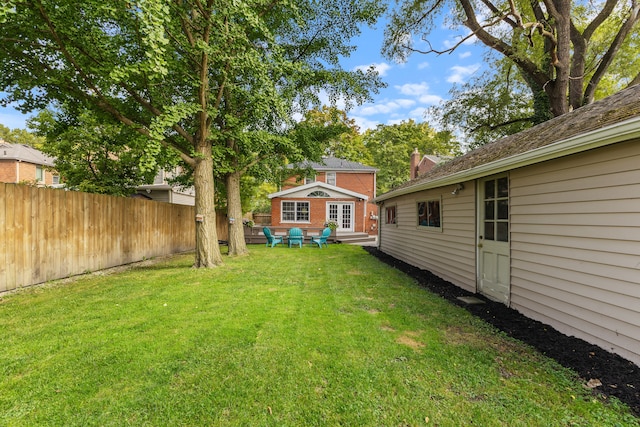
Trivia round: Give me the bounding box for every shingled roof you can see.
[0,140,55,167]
[289,156,377,172]
[377,84,640,201]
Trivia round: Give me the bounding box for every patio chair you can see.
[263,227,283,248]
[310,227,331,248]
[287,227,304,248]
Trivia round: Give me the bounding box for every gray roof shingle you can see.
[289,156,377,172]
[0,141,56,167]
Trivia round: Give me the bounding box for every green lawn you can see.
[0,245,637,426]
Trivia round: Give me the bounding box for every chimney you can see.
[410,148,420,180]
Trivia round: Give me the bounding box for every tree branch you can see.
[35,0,196,164]
[480,0,517,28]
[583,0,619,41]
[584,0,640,103]
[627,70,640,88]
[458,0,549,87]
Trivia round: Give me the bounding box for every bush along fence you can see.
[0,183,196,293]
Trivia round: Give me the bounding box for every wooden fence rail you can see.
[1,183,197,293]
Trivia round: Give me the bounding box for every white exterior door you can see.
[327,202,354,232]
[477,175,511,305]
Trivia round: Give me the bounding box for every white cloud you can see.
[394,82,431,96]
[418,94,443,105]
[447,63,481,83]
[395,99,417,108]
[356,98,416,116]
[417,61,430,70]
[353,62,392,77]
[408,107,427,118]
[393,82,442,105]
[459,51,472,59]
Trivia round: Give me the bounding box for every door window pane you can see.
[483,176,509,242]
[484,222,495,240]
[497,200,509,220]
[341,205,351,229]
[484,180,495,199]
[484,201,495,220]
[497,177,508,197]
[497,222,509,242]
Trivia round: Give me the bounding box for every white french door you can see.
[327,202,354,232]
[477,175,511,305]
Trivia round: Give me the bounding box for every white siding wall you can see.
[171,190,196,206]
[510,139,640,365]
[379,181,476,292]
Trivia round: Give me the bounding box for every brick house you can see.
[410,148,446,179]
[268,157,378,234]
[0,140,60,186]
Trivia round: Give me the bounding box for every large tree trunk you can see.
[547,1,571,117]
[226,170,249,256]
[193,144,223,267]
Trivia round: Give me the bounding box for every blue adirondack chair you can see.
[263,227,283,248]
[287,227,304,248]
[310,227,331,248]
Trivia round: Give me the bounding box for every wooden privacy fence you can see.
[0,183,197,293]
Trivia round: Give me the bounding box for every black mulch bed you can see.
[363,247,640,416]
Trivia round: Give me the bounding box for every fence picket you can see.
[0,185,198,292]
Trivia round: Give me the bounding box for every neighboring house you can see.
[375,85,640,366]
[0,139,194,205]
[269,157,378,234]
[410,149,445,179]
[0,140,60,186]
[135,167,195,206]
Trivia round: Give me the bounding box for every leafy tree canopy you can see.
[385,0,640,145]
[29,108,178,196]
[363,119,460,193]
[0,123,45,148]
[1,0,386,266]
[300,106,372,165]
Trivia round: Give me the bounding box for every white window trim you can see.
[416,197,442,232]
[385,205,397,225]
[326,172,336,186]
[281,200,311,223]
[35,166,44,183]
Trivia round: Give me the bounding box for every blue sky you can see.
[341,17,485,131]
[0,16,486,133]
